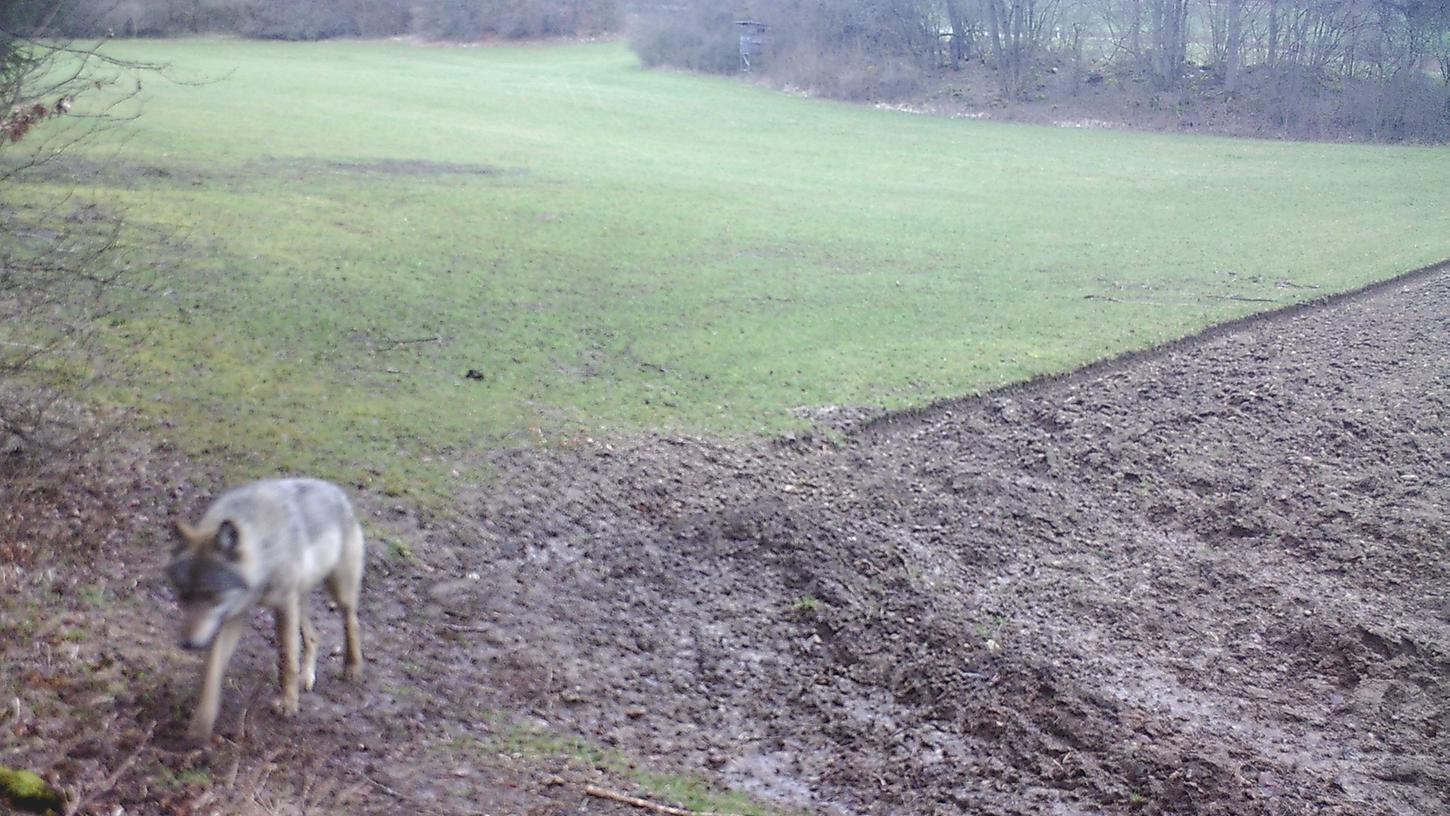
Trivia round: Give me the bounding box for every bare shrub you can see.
[1234,61,1450,142]
[1336,72,1450,142]
[628,3,739,73]
[771,43,929,100]
[411,0,619,41]
[770,0,936,98]
[0,203,127,450]
[235,0,369,39]
[1,8,161,459]
[33,0,618,41]
[628,0,936,98]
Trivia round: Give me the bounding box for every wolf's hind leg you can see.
[327,578,364,682]
[327,522,365,682]
[340,599,363,682]
[299,602,319,692]
[273,593,301,716]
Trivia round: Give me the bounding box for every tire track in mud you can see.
[418,266,1450,815]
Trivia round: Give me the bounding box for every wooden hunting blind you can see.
[736,20,767,71]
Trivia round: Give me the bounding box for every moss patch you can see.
[0,766,65,814]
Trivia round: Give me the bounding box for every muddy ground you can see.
[3,265,1448,815]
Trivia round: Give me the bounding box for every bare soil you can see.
[4,264,1449,815]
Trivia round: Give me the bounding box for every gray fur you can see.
[166,477,367,742]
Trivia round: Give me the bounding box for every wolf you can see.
[165,478,365,742]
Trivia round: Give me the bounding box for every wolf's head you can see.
[166,519,252,651]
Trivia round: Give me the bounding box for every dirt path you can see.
[5,267,1448,815]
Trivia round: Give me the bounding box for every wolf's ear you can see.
[216,520,240,559]
[175,520,207,547]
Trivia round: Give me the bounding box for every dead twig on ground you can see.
[1208,294,1277,303]
[362,771,407,801]
[583,784,733,816]
[187,746,282,814]
[441,622,494,634]
[223,749,242,792]
[375,335,441,351]
[234,674,271,745]
[64,721,156,816]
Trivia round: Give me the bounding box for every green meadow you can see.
[12,39,1450,497]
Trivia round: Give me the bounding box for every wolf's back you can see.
[199,478,362,587]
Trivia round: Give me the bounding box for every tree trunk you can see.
[945,0,968,69]
[986,0,1007,93]
[1225,0,1243,90]
[1131,0,1143,71]
[1149,0,1183,87]
[1150,0,1165,79]
[1267,0,1280,68]
[1176,0,1189,73]
[1008,0,1026,96]
[1070,23,1085,94]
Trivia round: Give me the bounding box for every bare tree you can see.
[1,4,159,451]
[983,0,1061,96]
[1224,0,1244,89]
[943,0,973,68]
[1145,0,1190,86]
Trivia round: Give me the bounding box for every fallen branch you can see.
[375,335,441,351]
[441,623,493,634]
[235,676,270,745]
[65,721,156,816]
[362,772,407,801]
[584,784,730,816]
[1208,294,1277,303]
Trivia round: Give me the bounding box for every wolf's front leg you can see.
[273,593,301,716]
[190,618,245,742]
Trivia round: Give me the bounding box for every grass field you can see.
[11,39,1450,499]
